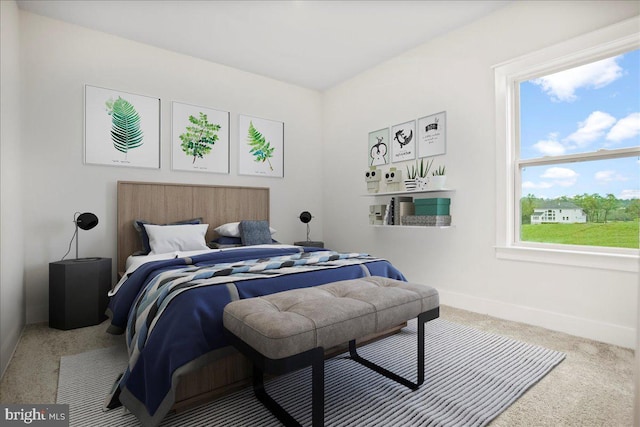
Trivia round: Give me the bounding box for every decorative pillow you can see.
[214,221,276,237]
[133,217,202,254]
[208,242,242,249]
[239,220,273,246]
[143,223,209,254]
[208,236,279,249]
[211,236,243,245]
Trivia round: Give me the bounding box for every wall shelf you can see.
[369,225,454,229]
[362,188,455,197]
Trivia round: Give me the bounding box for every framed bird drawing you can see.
[391,120,416,162]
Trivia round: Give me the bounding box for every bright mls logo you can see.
[1,405,68,426]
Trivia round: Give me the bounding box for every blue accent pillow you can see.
[133,217,203,254]
[208,236,280,248]
[213,236,243,245]
[239,220,273,246]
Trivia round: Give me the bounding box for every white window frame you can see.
[494,17,640,273]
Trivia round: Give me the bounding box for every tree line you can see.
[521,194,640,224]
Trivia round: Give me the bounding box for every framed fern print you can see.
[238,114,284,178]
[171,102,229,174]
[84,85,160,168]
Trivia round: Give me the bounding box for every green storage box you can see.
[414,198,450,216]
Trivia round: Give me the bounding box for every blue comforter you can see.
[106,245,405,426]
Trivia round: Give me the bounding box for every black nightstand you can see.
[49,257,112,330]
[294,241,324,248]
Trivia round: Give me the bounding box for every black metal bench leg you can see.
[349,308,438,390]
[252,347,325,427]
[253,364,301,427]
[312,349,325,426]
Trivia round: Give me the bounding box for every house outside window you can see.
[494,17,639,272]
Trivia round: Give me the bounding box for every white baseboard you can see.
[439,290,636,349]
[0,324,24,381]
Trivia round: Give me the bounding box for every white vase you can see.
[416,177,430,190]
[404,179,417,191]
[430,175,447,190]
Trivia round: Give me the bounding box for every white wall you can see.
[19,12,324,323]
[12,0,640,346]
[1,0,26,377]
[322,1,640,348]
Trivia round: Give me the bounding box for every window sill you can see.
[495,245,639,273]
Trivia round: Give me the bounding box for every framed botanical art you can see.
[390,120,416,162]
[84,85,160,168]
[417,111,446,158]
[368,128,389,166]
[171,102,229,174]
[238,115,284,178]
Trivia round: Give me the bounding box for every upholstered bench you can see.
[223,276,439,427]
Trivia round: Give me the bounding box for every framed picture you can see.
[390,120,416,162]
[238,115,284,178]
[417,111,446,158]
[368,128,389,166]
[171,102,229,174]
[84,85,160,168]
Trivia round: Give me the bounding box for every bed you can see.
[107,181,407,427]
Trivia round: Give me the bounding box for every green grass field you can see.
[521,220,639,249]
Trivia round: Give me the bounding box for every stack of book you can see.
[386,196,414,225]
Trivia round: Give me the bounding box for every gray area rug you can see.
[57,319,565,426]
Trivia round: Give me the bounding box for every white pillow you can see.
[144,224,209,254]
[214,222,276,237]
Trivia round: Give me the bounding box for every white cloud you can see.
[532,139,566,156]
[522,181,553,189]
[523,167,579,192]
[594,170,614,181]
[541,167,577,179]
[541,167,579,187]
[531,56,623,102]
[618,189,640,200]
[564,111,616,147]
[606,112,640,143]
[595,170,628,183]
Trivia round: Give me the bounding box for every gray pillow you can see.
[239,220,272,246]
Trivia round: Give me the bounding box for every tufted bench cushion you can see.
[223,276,439,360]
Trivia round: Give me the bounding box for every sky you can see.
[519,48,639,200]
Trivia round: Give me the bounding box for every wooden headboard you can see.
[117,181,270,273]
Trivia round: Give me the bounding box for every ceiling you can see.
[16,0,511,91]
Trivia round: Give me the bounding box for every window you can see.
[494,17,639,272]
[518,49,639,249]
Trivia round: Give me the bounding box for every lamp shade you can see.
[299,211,312,224]
[299,211,313,242]
[76,212,98,230]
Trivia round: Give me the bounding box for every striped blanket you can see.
[125,251,373,378]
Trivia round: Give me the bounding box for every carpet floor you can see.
[1,306,635,426]
[56,318,565,426]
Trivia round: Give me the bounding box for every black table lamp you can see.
[299,211,313,241]
[62,212,98,260]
